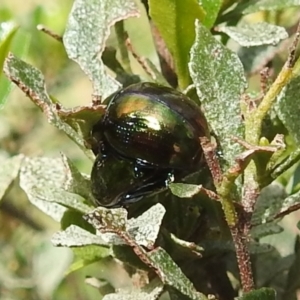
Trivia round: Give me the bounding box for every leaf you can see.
[30,187,91,214]
[218,22,288,47]
[0,154,23,201]
[57,103,106,147]
[61,154,92,201]
[0,24,30,108]
[276,74,300,144]
[238,45,278,74]
[19,157,69,222]
[32,242,73,299]
[52,224,123,247]
[251,223,283,239]
[3,54,93,158]
[282,236,300,299]
[68,245,111,274]
[103,278,164,300]
[236,287,276,300]
[19,154,93,221]
[189,20,247,167]
[0,21,18,77]
[149,0,205,89]
[254,249,293,289]
[83,206,206,299]
[148,248,207,300]
[252,183,287,225]
[243,0,300,14]
[84,204,166,249]
[127,203,165,248]
[201,0,223,29]
[169,183,202,198]
[63,0,140,98]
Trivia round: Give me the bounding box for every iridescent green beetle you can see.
[91,82,209,207]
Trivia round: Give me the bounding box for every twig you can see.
[287,20,300,67]
[259,67,270,96]
[36,24,63,42]
[199,137,222,184]
[125,36,156,80]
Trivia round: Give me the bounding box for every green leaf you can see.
[149,0,205,89]
[0,23,30,108]
[218,22,288,47]
[0,21,18,77]
[201,0,222,28]
[64,0,140,98]
[244,0,300,13]
[189,20,247,167]
[68,245,111,274]
[236,287,276,299]
[276,74,300,144]
[0,154,23,201]
[3,54,93,158]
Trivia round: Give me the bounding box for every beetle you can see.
[91,82,209,207]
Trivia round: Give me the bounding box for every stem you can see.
[230,223,254,293]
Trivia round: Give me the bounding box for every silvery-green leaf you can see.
[218,22,288,47]
[3,54,92,157]
[30,187,91,214]
[244,0,300,14]
[84,204,165,248]
[169,183,202,198]
[252,183,287,225]
[64,0,139,98]
[148,247,207,300]
[276,75,300,144]
[238,45,278,74]
[127,203,165,249]
[189,20,247,167]
[61,153,92,201]
[19,157,68,222]
[0,154,23,201]
[103,279,164,300]
[52,224,118,247]
[251,223,283,239]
